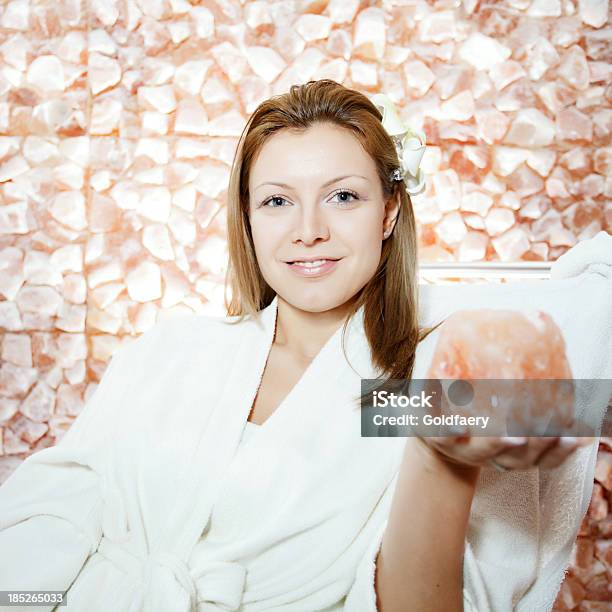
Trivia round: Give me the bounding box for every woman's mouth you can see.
[285,258,341,278]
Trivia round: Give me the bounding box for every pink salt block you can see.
[426,309,575,435]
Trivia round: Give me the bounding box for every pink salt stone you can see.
[426,309,575,434]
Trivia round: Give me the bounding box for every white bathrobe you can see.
[0,294,602,612]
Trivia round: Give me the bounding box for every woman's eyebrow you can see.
[254,174,369,192]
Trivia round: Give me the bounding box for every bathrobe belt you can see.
[97,535,247,611]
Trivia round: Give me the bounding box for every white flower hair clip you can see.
[371,93,427,197]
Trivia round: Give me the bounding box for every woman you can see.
[0,79,594,611]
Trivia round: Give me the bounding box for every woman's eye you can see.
[262,196,287,208]
[330,190,358,205]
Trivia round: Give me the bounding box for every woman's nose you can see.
[291,206,330,244]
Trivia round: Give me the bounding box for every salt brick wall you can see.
[0,0,610,607]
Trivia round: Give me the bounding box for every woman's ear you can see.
[382,192,401,239]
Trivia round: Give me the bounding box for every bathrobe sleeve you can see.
[343,441,597,612]
[0,326,158,610]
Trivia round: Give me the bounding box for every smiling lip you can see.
[285,258,341,278]
[285,256,340,263]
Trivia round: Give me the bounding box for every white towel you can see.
[550,230,612,280]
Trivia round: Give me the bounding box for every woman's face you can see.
[248,122,399,313]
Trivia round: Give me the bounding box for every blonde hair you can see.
[224,79,444,406]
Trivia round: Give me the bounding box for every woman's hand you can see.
[414,432,594,472]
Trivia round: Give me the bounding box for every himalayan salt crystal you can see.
[525,150,556,177]
[195,235,227,276]
[50,244,83,273]
[11,414,48,443]
[589,60,612,83]
[528,0,562,16]
[595,540,612,571]
[56,302,86,333]
[53,163,84,190]
[294,14,332,42]
[1,0,29,30]
[201,75,234,106]
[536,82,578,117]
[2,34,32,73]
[91,283,124,311]
[161,268,190,307]
[457,231,488,262]
[434,211,468,247]
[16,286,62,316]
[428,65,469,101]
[88,260,123,289]
[493,146,529,176]
[492,226,530,260]
[577,85,605,109]
[138,187,171,222]
[0,155,29,182]
[594,450,612,491]
[3,428,29,454]
[55,384,84,417]
[349,60,377,87]
[54,333,87,369]
[165,162,198,188]
[426,309,574,433]
[65,360,86,385]
[0,398,19,422]
[143,224,174,260]
[588,482,608,521]
[245,47,286,83]
[23,251,63,285]
[474,108,510,145]
[520,195,549,219]
[142,111,168,135]
[579,174,605,198]
[91,0,118,26]
[133,302,159,334]
[88,53,121,95]
[439,90,474,121]
[526,38,560,81]
[327,0,359,24]
[432,170,462,212]
[558,45,590,91]
[578,0,609,28]
[88,28,116,56]
[193,162,230,198]
[353,7,386,61]
[0,247,24,300]
[507,165,544,198]
[528,242,549,260]
[2,333,32,367]
[172,185,196,212]
[403,60,436,97]
[504,109,555,147]
[593,147,611,175]
[87,305,122,334]
[326,30,352,61]
[90,170,111,192]
[168,20,191,44]
[26,56,65,93]
[556,574,586,609]
[0,202,29,236]
[0,361,37,396]
[21,381,55,422]
[0,302,23,331]
[207,109,245,137]
[412,196,442,225]
[59,137,89,166]
[244,1,273,30]
[463,214,485,230]
[89,193,121,233]
[316,58,348,85]
[174,98,208,136]
[135,138,169,165]
[50,191,87,231]
[549,224,577,247]
[173,60,211,96]
[461,191,493,216]
[134,167,165,185]
[61,273,86,305]
[546,169,572,198]
[191,6,214,39]
[489,61,527,92]
[168,208,196,245]
[137,85,176,113]
[500,191,521,211]
[90,99,122,134]
[459,32,511,71]
[419,10,458,44]
[275,25,307,62]
[556,107,593,141]
[585,573,612,601]
[495,78,538,113]
[126,260,162,302]
[438,120,477,143]
[485,207,515,236]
